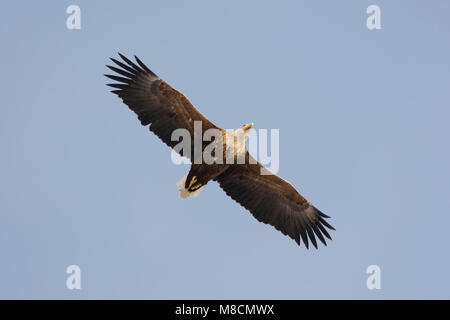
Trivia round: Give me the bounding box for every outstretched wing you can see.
[105,53,220,160]
[215,153,335,248]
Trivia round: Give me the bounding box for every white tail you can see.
[176,173,205,199]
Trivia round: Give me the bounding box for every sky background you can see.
[1,0,449,299]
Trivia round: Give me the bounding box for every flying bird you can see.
[105,53,335,249]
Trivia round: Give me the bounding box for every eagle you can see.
[105,53,335,249]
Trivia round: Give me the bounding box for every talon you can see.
[188,176,197,188]
[190,184,202,191]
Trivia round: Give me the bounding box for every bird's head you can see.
[236,122,254,141]
[241,122,254,131]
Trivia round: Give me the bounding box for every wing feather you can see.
[215,153,334,248]
[106,53,220,160]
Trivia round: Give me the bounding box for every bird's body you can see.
[106,53,335,248]
[176,125,252,199]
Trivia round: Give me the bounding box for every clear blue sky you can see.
[1,0,449,299]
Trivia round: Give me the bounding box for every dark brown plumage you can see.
[106,53,218,161]
[105,53,335,249]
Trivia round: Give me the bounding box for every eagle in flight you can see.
[105,53,335,249]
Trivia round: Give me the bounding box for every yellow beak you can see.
[243,123,254,130]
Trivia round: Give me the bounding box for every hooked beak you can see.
[243,123,254,130]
